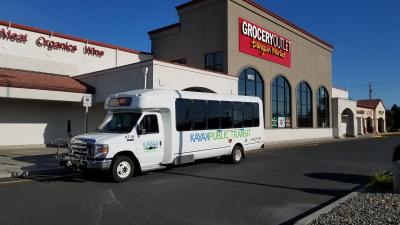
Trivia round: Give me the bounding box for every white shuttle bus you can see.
[60,89,264,182]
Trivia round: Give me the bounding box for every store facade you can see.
[356,99,386,134]
[0,20,151,147]
[331,88,386,137]
[1,0,339,147]
[149,0,333,142]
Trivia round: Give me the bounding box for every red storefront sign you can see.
[84,46,104,57]
[239,17,291,67]
[36,37,77,53]
[0,28,27,43]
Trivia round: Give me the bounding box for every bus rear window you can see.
[108,97,132,107]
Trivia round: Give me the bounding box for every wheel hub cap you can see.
[117,161,131,179]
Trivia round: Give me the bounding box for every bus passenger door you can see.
[136,113,164,166]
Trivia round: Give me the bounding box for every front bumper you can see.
[58,153,111,170]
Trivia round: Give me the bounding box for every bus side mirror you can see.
[136,126,142,136]
[136,124,146,136]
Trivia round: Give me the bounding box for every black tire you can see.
[111,156,134,182]
[230,145,243,164]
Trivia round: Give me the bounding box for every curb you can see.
[294,186,364,225]
[262,135,376,151]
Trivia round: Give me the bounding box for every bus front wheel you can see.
[111,156,134,182]
[230,145,243,164]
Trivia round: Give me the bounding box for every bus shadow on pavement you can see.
[304,172,370,185]
[160,171,369,197]
[16,157,232,183]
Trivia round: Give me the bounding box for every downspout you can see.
[115,48,118,67]
[144,67,149,90]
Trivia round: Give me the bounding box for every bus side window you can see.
[221,101,233,129]
[176,99,193,131]
[253,103,260,127]
[233,102,244,128]
[207,100,221,129]
[192,100,207,130]
[138,115,159,135]
[243,102,254,127]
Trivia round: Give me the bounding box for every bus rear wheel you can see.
[230,145,243,164]
[111,156,134,182]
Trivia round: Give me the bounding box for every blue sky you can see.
[1,0,399,108]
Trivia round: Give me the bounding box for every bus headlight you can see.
[94,144,109,158]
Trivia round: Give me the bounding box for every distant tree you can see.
[391,104,400,130]
[386,109,394,131]
[391,104,399,112]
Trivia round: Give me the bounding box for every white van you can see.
[60,89,264,182]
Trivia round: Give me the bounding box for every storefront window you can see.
[238,68,263,101]
[317,86,330,127]
[271,75,291,128]
[296,81,313,127]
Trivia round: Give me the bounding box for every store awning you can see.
[0,67,94,102]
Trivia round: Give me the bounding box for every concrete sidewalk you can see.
[262,134,382,150]
[0,147,68,178]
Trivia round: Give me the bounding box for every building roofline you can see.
[175,0,334,49]
[148,23,181,36]
[0,20,151,55]
[76,58,237,80]
[153,57,236,78]
[0,67,95,94]
[333,87,348,91]
[356,99,385,109]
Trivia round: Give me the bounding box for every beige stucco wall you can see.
[150,0,228,71]
[374,102,386,132]
[332,88,349,99]
[332,98,357,137]
[0,98,84,146]
[76,60,153,103]
[152,60,237,95]
[356,102,386,133]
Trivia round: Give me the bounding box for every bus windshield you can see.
[96,112,142,133]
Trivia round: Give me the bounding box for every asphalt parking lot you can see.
[0,135,397,225]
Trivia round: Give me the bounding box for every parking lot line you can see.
[0,174,78,185]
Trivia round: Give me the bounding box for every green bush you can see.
[393,145,400,161]
[366,170,393,192]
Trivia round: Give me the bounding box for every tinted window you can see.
[296,81,313,127]
[138,115,159,134]
[317,87,330,127]
[233,102,243,128]
[271,75,291,128]
[207,100,221,129]
[205,51,223,72]
[176,99,192,131]
[192,100,207,130]
[238,68,264,102]
[253,103,260,127]
[221,101,233,129]
[243,102,254,127]
[97,112,141,133]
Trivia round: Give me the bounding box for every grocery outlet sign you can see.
[239,17,291,67]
